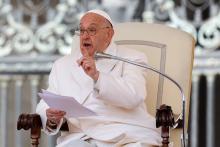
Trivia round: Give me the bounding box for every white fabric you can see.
[57,139,96,147]
[56,138,157,147]
[84,9,114,26]
[36,42,161,147]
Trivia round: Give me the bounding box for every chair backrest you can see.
[113,22,195,146]
[71,22,195,146]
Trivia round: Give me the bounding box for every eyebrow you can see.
[79,23,98,27]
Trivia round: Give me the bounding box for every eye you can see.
[79,28,85,34]
[88,28,96,34]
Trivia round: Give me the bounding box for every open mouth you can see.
[83,42,92,48]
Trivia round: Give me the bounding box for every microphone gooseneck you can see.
[94,52,186,147]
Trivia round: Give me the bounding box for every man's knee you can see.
[57,139,96,147]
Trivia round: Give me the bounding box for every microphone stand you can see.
[95,52,186,147]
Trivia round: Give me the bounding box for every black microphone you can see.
[94,52,186,147]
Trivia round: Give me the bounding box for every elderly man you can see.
[36,9,161,147]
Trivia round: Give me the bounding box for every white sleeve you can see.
[36,62,63,135]
[94,55,147,109]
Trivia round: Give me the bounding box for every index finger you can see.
[81,47,89,57]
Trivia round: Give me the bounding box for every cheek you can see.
[91,38,98,48]
[90,34,107,51]
[97,35,107,45]
[80,39,83,47]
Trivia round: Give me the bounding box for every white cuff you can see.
[45,118,64,135]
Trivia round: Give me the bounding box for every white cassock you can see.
[36,41,161,147]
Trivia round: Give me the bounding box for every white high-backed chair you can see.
[17,22,195,147]
[113,22,195,147]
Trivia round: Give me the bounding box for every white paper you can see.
[38,90,96,118]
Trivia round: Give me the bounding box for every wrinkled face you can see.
[79,13,114,57]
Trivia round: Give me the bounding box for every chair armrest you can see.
[17,113,42,147]
[17,113,68,147]
[156,104,175,147]
[17,113,42,130]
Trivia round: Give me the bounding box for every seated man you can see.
[36,9,161,147]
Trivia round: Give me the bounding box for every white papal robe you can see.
[36,42,161,147]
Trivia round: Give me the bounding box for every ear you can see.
[107,28,114,40]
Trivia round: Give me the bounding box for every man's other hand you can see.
[46,108,66,127]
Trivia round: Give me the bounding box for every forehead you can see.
[80,13,106,27]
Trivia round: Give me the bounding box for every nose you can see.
[81,30,90,39]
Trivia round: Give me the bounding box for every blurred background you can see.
[0,0,220,147]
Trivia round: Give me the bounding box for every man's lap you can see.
[57,138,159,147]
